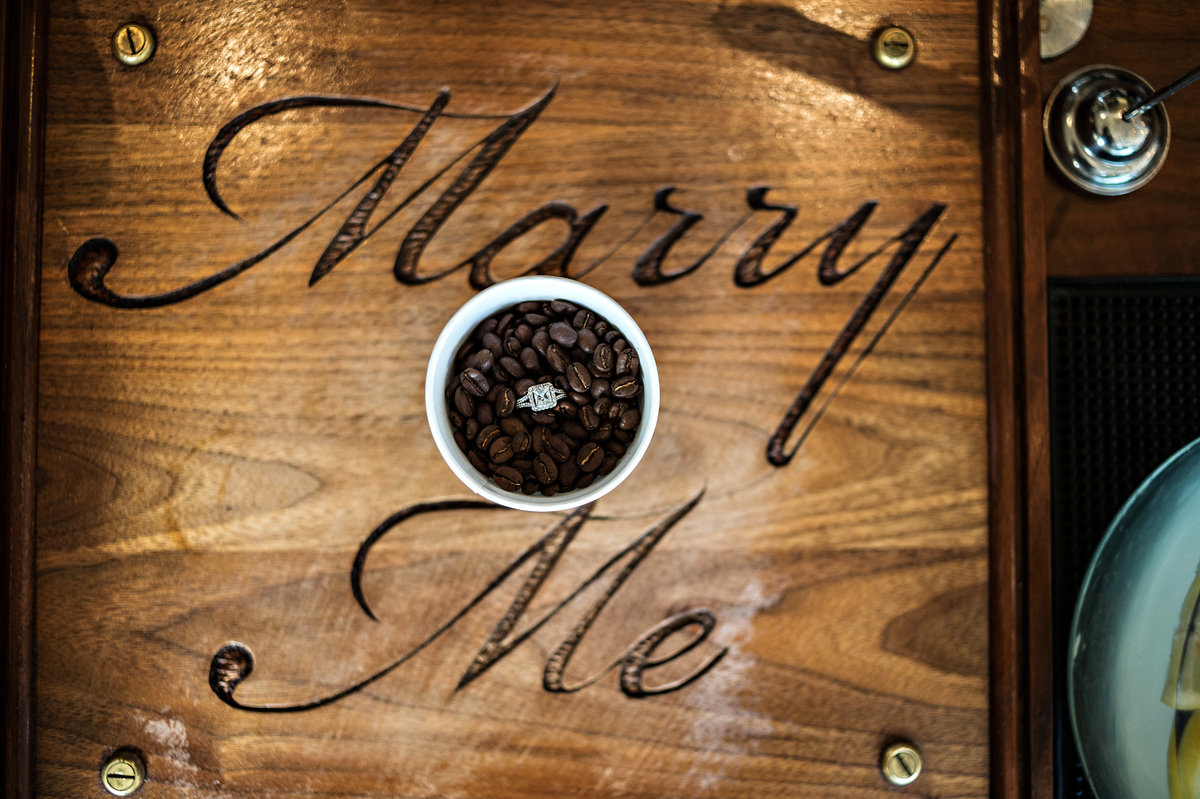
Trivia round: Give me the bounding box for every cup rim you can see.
[425,276,659,512]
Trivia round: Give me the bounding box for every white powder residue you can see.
[682,578,780,795]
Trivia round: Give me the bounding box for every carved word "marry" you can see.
[209,494,725,711]
[67,86,956,464]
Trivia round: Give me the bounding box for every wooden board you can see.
[32,1,990,796]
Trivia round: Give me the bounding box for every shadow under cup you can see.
[425,276,659,512]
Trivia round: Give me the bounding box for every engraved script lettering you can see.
[210,492,723,711]
[67,86,956,465]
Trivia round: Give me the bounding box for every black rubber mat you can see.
[1048,278,1200,799]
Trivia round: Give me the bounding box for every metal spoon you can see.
[1124,63,1200,120]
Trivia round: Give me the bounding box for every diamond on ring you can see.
[516,382,566,412]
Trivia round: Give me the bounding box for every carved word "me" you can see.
[209,494,725,711]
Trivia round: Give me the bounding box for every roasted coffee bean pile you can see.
[446,299,644,497]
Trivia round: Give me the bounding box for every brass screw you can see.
[101,751,145,796]
[880,742,923,787]
[872,26,916,70]
[111,22,155,66]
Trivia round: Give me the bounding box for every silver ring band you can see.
[515,382,566,412]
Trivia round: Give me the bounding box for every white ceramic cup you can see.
[425,276,659,512]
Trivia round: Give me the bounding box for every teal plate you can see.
[1070,437,1200,799]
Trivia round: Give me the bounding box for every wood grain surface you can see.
[36,1,990,797]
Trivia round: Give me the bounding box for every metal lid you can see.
[1043,65,1170,196]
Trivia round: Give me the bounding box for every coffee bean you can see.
[496,386,516,417]
[477,317,499,335]
[573,309,595,329]
[532,410,557,424]
[553,375,569,392]
[613,338,628,353]
[604,329,621,343]
[495,312,515,333]
[534,452,558,484]
[614,428,635,444]
[481,332,502,356]
[590,378,610,399]
[591,423,613,442]
[460,368,490,397]
[611,376,640,398]
[520,347,540,371]
[489,435,514,463]
[549,300,577,316]
[576,328,599,354]
[525,312,551,327]
[607,401,627,420]
[453,431,469,453]
[521,478,538,495]
[512,430,532,455]
[616,348,637,376]
[476,403,495,426]
[476,424,501,451]
[516,301,541,313]
[491,358,512,382]
[500,416,527,436]
[558,460,580,488]
[576,472,595,489]
[455,339,477,369]
[546,343,569,373]
[542,484,559,497]
[449,410,464,428]
[515,323,533,344]
[557,400,579,418]
[453,387,475,417]
[532,426,551,453]
[515,378,535,396]
[467,349,494,373]
[505,337,522,357]
[465,418,480,441]
[580,404,600,430]
[560,419,588,440]
[569,390,590,406]
[577,442,604,472]
[605,441,627,456]
[546,434,571,463]
[566,361,592,392]
[493,466,522,492]
[594,396,611,416]
[512,457,534,471]
[531,329,551,356]
[549,321,578,348]
[468,450,487,473]
[592,343,614,375]
[619,408,640,430]
[499,355,525,379]
[599,454,619,475]
[595,320,610,336]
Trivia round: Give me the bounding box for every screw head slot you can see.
[112,22,155,66]
[101,751,145,796]
[872,26,916,70]
[880,741,923,787]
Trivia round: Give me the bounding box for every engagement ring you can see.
[515,382,566,412]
